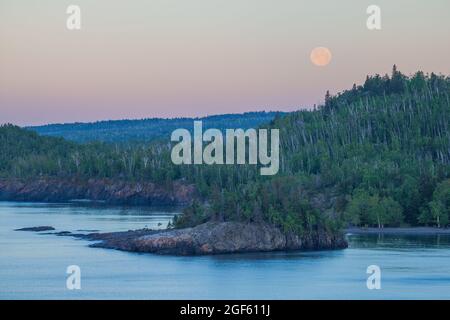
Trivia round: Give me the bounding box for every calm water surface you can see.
[1,201,449,299]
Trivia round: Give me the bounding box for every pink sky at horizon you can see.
[1,0,449,126]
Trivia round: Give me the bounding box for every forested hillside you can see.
[28,112,282,143]
[1,67,449,231]
[177,68,450,231]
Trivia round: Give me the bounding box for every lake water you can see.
[1,201,449,300]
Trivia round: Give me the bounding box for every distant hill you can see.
[27,112,284,143]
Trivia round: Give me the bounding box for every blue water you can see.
[1,201,450,300]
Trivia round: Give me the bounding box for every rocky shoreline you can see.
[17,223,450,256]
[3,178,348,255]
[17,222,348,256]
[0,178,196,206]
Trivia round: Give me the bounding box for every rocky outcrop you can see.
[15,226,55,232]
[87,222,348,255]
[0,178,196,206]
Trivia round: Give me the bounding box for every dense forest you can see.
[176,67,450,231]
[28,112,282,143]
[1,67,449,231]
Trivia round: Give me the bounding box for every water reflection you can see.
[348,234,450,250]
[1,202,450,299]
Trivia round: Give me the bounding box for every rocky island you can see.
[17,222,348,255]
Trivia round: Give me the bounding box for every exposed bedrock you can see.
[88,222,348,255]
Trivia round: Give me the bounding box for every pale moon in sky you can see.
[310,47,332,66]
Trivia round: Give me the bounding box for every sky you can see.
[1,0,449,126]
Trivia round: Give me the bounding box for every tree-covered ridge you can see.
[178,67,450,230]
[0,125,78,177]
[1,67,449,231]
[28,112,283,143]
[275,74,449,227]
[0,125,174,182]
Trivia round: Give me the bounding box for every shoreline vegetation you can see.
[1,67,450,254]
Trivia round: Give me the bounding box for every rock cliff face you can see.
[88,222,348,255]
[0,178,196,206]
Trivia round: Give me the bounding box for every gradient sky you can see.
[1,0,449,126]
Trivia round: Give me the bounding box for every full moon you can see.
[310,47,332,67]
